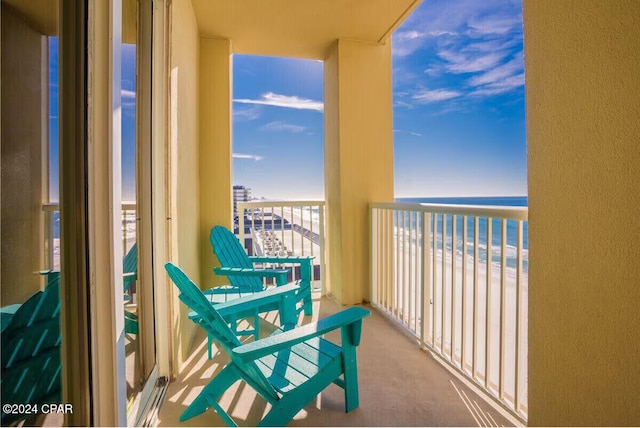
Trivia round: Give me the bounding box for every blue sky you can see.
[50,0,527,201]
[232,0,527,199]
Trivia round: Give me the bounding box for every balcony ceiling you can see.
[192,0,423,59]
[2,0,58,36]
[3,0,136,43]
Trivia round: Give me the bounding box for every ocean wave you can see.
[391,227,529,272]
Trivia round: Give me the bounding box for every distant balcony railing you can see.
[237,200,326,294]
[42,202,137,271]
[370,202,528,421]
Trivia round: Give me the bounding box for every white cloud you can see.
[439,50,508,74]
[260,121,306,133]
[233,92,323,112]
[394,100,414,109]
[412,89,462,103]
[121,89,136,99]
[467,15,521,36]
[394,129,423,137]
[470,72,525,96]
[392,30,427,57]
[233,153,263,161]
[394,0,525,99]
[424,65,444,76]
[233,105,261,122]
[468,52,523,86]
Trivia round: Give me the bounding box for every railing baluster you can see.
[404,211,409,327]
[422,212,432,347]
[441,213,446,355]
[319,204,326,294]
[432,213,437,348]
[515,219,524,414]
[462,215,468,372]
[415,211,420,334]
[299,206,304,259]
[407,211,416,331]
[387,209,393,313]
[239,204,246,251]
[451,214,457,362]
[43,207,53,270]
[500,219,507,400]
[378,209,383,307]
[309,205,315,282]
[371,209,377,305]
[122,208,128,258]
[473,216,480,382]
[252,206,256,254]
[395,210,400,320]
[399,211,404,324]
[290,206,294,260]
[485,217,493,391]
[280,206,285,254]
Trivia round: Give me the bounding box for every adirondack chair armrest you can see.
[213,267,291,286]
[249,256,315,264]
[249,256,315,284]
[189,282,300,327]
[213,282,299,317]
[232,306,370,362]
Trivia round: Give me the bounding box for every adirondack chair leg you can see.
[258,360,342,427]
[302,290,313,316]
[180,364,240,422]
[208,334,213,360]
[299,260,313,316]
[253,311,260,340]
[341,344,360,413]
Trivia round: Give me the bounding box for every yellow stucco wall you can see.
[524,1,640,425]
[1,5,47,305]
[324,39,394,305]
[198,37,233,288]
[169,0,200,366]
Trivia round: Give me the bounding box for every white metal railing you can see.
[43,202,137,270]
[370,202,528,421]
[237,200,326,294]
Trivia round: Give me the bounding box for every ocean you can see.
[394,196,529,271]
[54,196,528,269]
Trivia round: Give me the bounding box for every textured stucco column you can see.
[524,1,640,425]
[199,37,233,287]
[1,6,47,305]
[324,39,394,305]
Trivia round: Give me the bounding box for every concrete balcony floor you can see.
[156,295,515,427]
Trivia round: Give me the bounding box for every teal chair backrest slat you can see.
[123,243,138,292]
[1,278,62,424]
[210,226,264,292]
[164,263,279,401]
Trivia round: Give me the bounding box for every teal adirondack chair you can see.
[210,225,314,317]
[1,274,62,425]
[123,242,138,294]
[165,262,370,427]
[123,243,139,335]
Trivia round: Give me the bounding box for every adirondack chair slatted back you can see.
[210,226,264,292]
[123,243,138,292]
[1,278,62,423]
[164,263,279,400]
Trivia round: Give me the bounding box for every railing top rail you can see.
[237,200,325,208]
[370,202,528,221]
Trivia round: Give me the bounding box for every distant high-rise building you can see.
[233,185,251,218]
